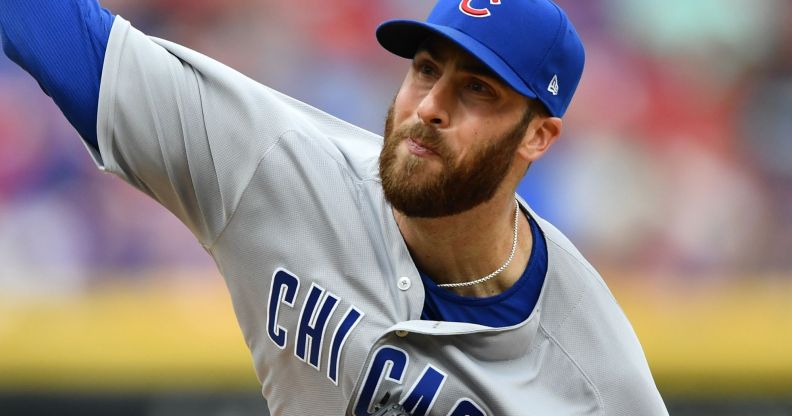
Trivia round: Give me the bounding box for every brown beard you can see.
[379,101,534,218]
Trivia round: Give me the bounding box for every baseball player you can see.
[1,0,668,414]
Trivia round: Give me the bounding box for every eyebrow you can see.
[416,41,503,83]
[459,61,499,80]
[416,41,446,62]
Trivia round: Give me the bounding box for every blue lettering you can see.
[266,268,300,349]
[354,346,409,416]
[447,398,486,416]
[401,365,447,416]
[327,306,365,385]
[295,283,339,369]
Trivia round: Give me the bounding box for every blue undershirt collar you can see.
[419,208,548,327]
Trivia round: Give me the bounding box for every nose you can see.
[416,81,451,129]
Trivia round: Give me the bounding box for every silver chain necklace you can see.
[437,200,520,288]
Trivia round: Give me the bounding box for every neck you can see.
[394,192,533,297]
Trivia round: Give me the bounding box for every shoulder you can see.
[525,203,668,414]
[109,16,383,182]
[152,34,384,182]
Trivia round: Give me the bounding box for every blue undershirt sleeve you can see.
[0,0,115,149]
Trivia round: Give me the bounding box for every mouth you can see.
[405,137,438,157]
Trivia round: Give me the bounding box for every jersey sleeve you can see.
[97,17,324,246]
[0,0,114,149]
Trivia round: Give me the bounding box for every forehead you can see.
[415,36,502,82]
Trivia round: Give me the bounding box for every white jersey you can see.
[88,17,668,416]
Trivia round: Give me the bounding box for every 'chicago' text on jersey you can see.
[267,268,488,415]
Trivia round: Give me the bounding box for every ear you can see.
[516,116,562,163]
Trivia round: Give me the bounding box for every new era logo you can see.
[548,75,559,96]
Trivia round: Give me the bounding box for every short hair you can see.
[526,97,550,121]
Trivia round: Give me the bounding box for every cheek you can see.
[392,93,414,126]
[452,115,508,162]
[393,77,427,122]
[452,115,486,158]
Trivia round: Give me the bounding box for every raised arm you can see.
[0,0,115,148]
[2,0,349,247]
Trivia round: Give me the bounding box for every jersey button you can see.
[397,277,412,291]
[395,330,409,338]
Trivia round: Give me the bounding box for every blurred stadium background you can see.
[1,0,791,414]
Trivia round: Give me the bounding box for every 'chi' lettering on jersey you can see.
[267,268,365,385]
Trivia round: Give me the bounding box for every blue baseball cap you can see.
[376,0,585,117]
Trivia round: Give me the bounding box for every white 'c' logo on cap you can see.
[459,0,501,18]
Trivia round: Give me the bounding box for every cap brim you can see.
[376,19,538,100]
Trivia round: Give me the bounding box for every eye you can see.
[413,58,438,79]
[466,79,495,96]
[415,61,437,77]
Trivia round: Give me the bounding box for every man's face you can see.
[379,36,534,218]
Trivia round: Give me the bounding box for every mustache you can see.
[393,122,448,156]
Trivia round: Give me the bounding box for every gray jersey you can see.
[88,17,668,416]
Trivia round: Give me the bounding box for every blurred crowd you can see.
[1,0,790,293]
